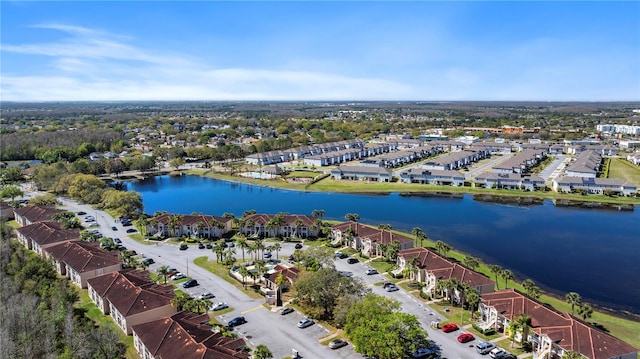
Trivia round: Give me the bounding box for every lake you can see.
[128,175,640,315]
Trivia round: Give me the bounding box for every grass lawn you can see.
[494,338,527,356]
[193,256,263,299]
[286,170,321,178]
[75,288,138,359]
[368,258,397,274]
[609,157,640,187]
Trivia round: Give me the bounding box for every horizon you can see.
[2,2,639,102]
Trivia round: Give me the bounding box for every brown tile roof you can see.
[13,205,64,223]
[16,221,80,246]
[331,221,381,237]
[88,269,175,316]
[483,289,637,358]
[267,264,300,285]
[243,213,316,227]
[44,241,120,273]
[131,311,249,359]
[399,247,494,288]
[362,229,414,246]
[151,213,232,227]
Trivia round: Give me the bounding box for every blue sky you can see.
[1,1,638,101]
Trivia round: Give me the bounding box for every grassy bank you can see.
[194,169,640,205]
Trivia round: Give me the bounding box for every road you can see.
[53,195,497,359]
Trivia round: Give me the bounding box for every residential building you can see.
[44,241,121,288]
[564,151,602,178]
[552,177,637,196]
[399,168,465,186]
[396,247,495,300]
[423,149,489,171]
[132,311,249,359]
[15,221,80,255]
[13,204,65,226]
[330,221,414,257]
[264,264,300,292]
[146,213,233,238]
[474,173,545,191]
[240,213,320,238]
[479,289,637,359]
[330,165,393,182]
[86,269,175,335]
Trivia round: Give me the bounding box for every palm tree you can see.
[506,320,520,348]
[271,242,281,260]
[212,242,224,263]
[412,227,426,247]
[136,216,149,237]
[445,278,459,304]
[408,256,421,282]
[254,261,267,283]
[311,209,325,219]
[293,218,304,238]
[168,215,183,237]
[489,264,502,290]
[236,237,249,263]
[242,209,256,218]
[170,291,190,311]
[466,289,480,319]
[500,269,514,289]
[561,350,584,359]
[253,344,273,359]
[522,279,536,297]
[565,292,582,314]
[378,223,392,230]
[515,313,531,345]
[157,265,170,284]
[245,219,255,237]
[463,255,480,271]
[238,265,250,289]
[435,240,450,257]
[435,280,448,298]
[345,213,359,222]
[577,303,593,321]
[254,240,266,259]
[224,246,236,264]
[247,242,256,261]
[196,221,205,239]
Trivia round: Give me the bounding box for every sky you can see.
[1,1,639,102]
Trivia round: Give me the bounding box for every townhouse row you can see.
[329,220,637,359]
[11,205,249,359]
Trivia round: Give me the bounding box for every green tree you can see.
[238,265,250,289]
[435,240,450,257]
[0,185,23,201]
[28,193,59,206]
[236,237,249,263]
[345,213,360,222]
[515,313,532,345]
[565,292,582,314]
[169,157,185,171]
[157,265,170,284]
[345,294,429,359]
[577,303,593,321]
[67,174,106,204]
[562,350,584,359]
[253,344,273,359]
[100,189,143,218]
[501,269,514,289]
[463,255,480,271]
[489,264,502,290]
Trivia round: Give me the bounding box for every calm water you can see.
[128,175,640,314]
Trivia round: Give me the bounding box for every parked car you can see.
[141,258,155,265]
[365,268,378,275]
[476,341,497,354]
[77,211,87,215]
[198,242,205,249]
[114,238,122,244]
[457,333,475,343]
[126,228,137,233]
[297,318,314,328]
[210,302,228,311]
[328,339,348,349]
[339,271,353,277]
[171,273,186,280]
[411,347,436,359]
[227,316,246,328]
[294,243,303,249]
[495,353,517,359]
[182,279,199,288]
[347,257,359,264]
[179,244,188,250]
[441,323,459,333]
[205,243,212,249]
[88,223,100,228]
[489,348,506,358]
[280,307,294,315]
[111,226,118,231]
[385,284,399,292]
[335,252,348,259]
[198,292,215,299]
[264,251,272,259]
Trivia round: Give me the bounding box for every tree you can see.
[253,344,273,359]
[100,189,143,218]
[345,213,359,222]
[169,157,185,171]
[522,279,540,298]
[501,269,514,289]
[515,313,531,345]
[489,264,502,290]
[236,237,249,263]
[311,209,325,219]
[562,350,584,359]
[412,227,426,248]
[463,255,480,271]
[565,292,582,314]
[506,319,520,348]
[0,185,23,202]
[378,223,392,230]
[577,303,593,321]
[345,294,429,359]
[466,290,480,319]
[271,242,281,259]
[435,240,450,257]
[293,267,367,319]
[67,174,106,204]
[170,291,190,311]
[238,265,250,289]
[157,265,170,284]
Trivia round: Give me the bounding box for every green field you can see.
[609,157,640,186]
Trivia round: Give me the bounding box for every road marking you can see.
[241,305,266,315]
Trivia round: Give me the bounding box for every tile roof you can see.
[398,247,494,288]
[242,213,316,227]
[44,241,120,273]
[132,311,249,359]
[151,213,232,227]
[267,264,300,284]
[482,289,637,359]
[13,205,64,223]
[16,221,80,246]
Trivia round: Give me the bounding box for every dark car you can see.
[227,316,246,328]
[328,339,348,349]
[280,307,294,315]
[198,242,205,249]
[495,353,517,359]
[205,243,212,249]
[111,226,118,231]
[294,243,303,249]
[441,323,459,333]
[126,228,137,233]
[412,347,436,359]
[347,257,359,264]
[141,258,155,265]
[77,211,87,215]
[114,238,122,244]
[335,252,348,259]
[179,244,188,250]
[182,279,199,288]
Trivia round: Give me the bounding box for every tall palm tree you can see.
[212,242,224,263]
[435,280,448,298]
[157,265,170,284]
[578,303,593,321]
[254,240,266,259]
[466,289,480,319]
[293,218,304,238]
[247,242,256,261]
[515,313,531,345]
[170,291,190,311]
[254,261,267,283]
[238,266,250,289]
[500,269,514,289]
[271,242,281,260]
[463,256,480,271]
[311,209,325,219]
[565,292,582,314]
[522,279,536,297]
[489,264,502,290]
[224,246,236,264]
[196,221,205,239]
[446,278,459,304]
[345,213,359,222]
[236,237,249,263]
[435,240,450,257]
[136,216,149,237]
[378,223,392,230]
[506,320,520,348]
[245,219,255,237]
[411,227,426,248]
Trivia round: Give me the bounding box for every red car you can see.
[441,323,459,333]
[457,333,475,343]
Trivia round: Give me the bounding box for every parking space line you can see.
[241,305,266,315]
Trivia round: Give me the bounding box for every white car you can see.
[170,273,186,280]
[489,348,506,358]
[210,302,228,311]
[198,292,215,300]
